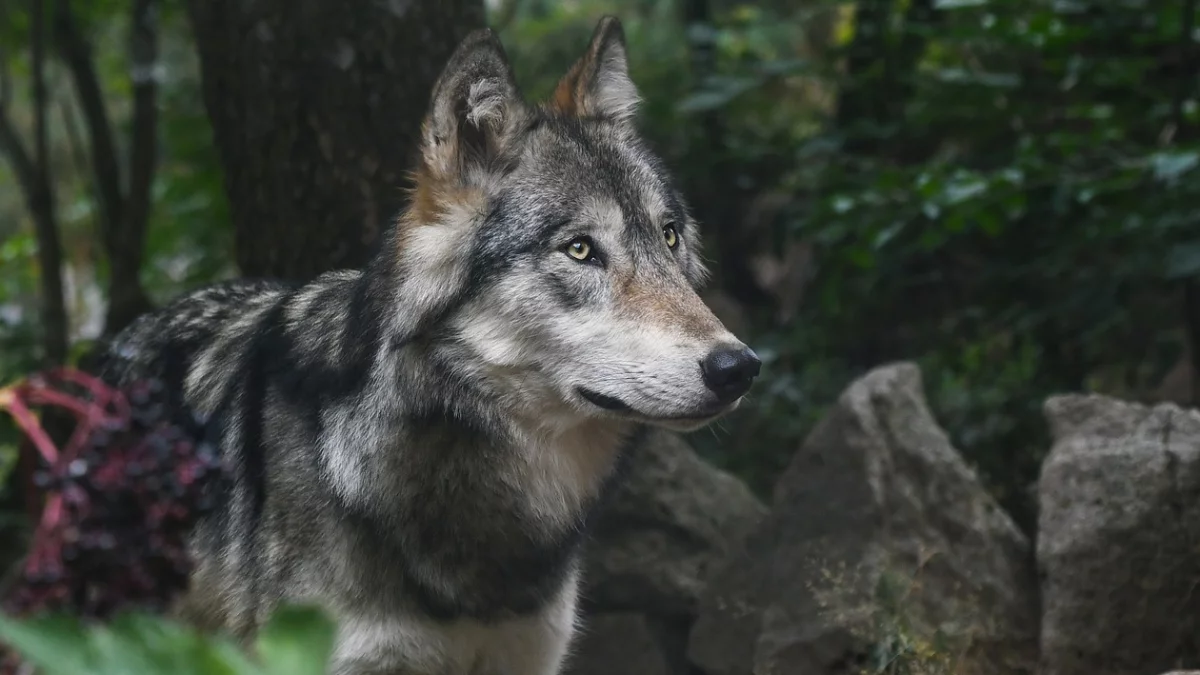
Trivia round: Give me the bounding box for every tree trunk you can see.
[185,0,486,281]
[105,0,159,333]
[30,0,68,364]
[54,0,157,335]
[835,0,893,157]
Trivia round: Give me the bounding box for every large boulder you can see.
[564,613,677,675]
[1038,395,1200,675]
[567,430,767,675]
[688,363,1038,675]
[582,430,768,615]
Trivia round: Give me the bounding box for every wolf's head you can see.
[390,17,759,432]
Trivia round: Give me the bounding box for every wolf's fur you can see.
[100,17,758,675]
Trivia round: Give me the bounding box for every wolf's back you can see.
[98,279,296,415]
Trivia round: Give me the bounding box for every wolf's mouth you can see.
[577,388,632,412]
[576,387,736,429]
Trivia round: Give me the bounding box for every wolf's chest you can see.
[328,569,579,675]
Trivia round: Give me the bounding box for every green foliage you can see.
[570,0,1200,525]
[793,0,1195,524]
[0,0,1195,532]
[0,0,232,488]
[0,0,233,352]
[139,4,235,302]
[0,605,335,675]
[0,234,43,384]
[864,571,958,675]
[499,0,1200,526]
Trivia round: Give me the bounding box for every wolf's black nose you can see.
[701,346,761,403]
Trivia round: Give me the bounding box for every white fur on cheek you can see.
[453,269,567,371]
[458,311,528,368]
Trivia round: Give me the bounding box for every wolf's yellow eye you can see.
[566,238,593,261]
[664,224,679,249]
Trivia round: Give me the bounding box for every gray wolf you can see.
[100,16,760,675]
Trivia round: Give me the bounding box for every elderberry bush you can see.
[1,374,227,622]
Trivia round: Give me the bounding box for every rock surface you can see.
[564,613,676,675]
[583,430,768,615]
[1038,395,1200,675]
[572,429,766,675]
[687,362,1039,675]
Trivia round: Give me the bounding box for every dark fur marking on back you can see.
[234,297,292,524]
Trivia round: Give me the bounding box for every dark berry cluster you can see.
[0,371,226,622]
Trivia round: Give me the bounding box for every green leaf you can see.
[933,0,987,8]
[675,89,737,113]
[756,58,810,76]
[254,605,336,675]
[85,619,169,675]
[873,222,904,249]
[0,611,272,675]
[189,638,263,675]
[942,175,987,204]
[0,442,16,486]
[1151,151,1200,183]
[933,67,1021,88]
[0,614,93,675]
[1166,241,1200,279]
[676,76,763,113]
[95,613,249,675]
[685,22,720,45]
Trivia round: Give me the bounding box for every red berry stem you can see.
[1,369,226,623]
[0,389,60,466]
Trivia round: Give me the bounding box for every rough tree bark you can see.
[185,0,486,281]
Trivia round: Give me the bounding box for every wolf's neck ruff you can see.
[316,267,638,536]
[318,340,638,622]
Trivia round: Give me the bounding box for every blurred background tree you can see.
[1,0,1198,535]
[186,0,484,279]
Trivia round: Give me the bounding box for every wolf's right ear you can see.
[420,29,524,182]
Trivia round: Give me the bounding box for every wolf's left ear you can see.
[550,16,640,123]
[420,28,525,181]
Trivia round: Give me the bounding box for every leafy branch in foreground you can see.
[0,370,225,619]
[0,369,233,673]
[0,604,335,675]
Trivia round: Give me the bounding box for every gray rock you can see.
[563,613,676,675]
[688,363,1038,675]
[1038,395,1200,675]
[583,430,767,615]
